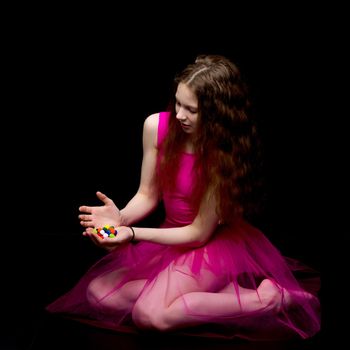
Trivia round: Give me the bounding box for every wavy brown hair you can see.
[158,55,265,224]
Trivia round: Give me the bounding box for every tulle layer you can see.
[46,219,320,340]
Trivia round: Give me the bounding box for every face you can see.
[175,83,198,134]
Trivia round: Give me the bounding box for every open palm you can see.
[78,191,121,230]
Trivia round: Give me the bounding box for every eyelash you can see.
[176,101,197,114]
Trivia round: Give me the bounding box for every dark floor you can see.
[16,233,339,350]
[19,311,325,350]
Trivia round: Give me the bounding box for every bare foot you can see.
[256,279,283,312]
[258,279,316,312]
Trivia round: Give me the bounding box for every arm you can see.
[130,190,220,247]
[84,113,220,249]
[86,188,220,249]
[118,113,161,225]
[119,112,220,246]
[79,113,161,230]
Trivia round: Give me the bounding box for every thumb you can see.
[96,191,112,205]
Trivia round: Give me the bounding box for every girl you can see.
[47,54,320,340]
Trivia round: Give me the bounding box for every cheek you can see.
[191,116,198,125]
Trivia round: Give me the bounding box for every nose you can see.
[176,107,187,121]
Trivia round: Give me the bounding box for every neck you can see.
[184,141,194,154]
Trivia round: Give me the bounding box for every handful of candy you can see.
[92,225,117,239]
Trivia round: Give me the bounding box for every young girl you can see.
[47,54,320,340]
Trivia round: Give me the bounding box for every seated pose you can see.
[47,54,320,340]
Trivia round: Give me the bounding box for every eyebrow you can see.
[175,96,198,111]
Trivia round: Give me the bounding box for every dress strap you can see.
[157,111,170,149]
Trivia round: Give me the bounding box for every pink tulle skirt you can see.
[46,219,320,340]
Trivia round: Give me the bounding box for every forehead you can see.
[175,83,198,106]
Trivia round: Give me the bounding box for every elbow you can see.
[138,190,159,209]
[187,215,218,248]
[149,197,160,212]
[189,229,211,248]
[190,239,207,248]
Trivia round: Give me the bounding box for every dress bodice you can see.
[157,112,198,227]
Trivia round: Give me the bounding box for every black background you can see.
[11,3,348,349]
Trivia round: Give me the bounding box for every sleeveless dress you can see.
[46,112,320,340]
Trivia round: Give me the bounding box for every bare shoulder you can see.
[143,112,160,148]
[143,112,160,131]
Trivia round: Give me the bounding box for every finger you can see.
[96,191,112,205]
[80,221,94,227]
[83,230,93,237]
[78,214,92,221]
[82,230,93,237]
[85,227,94,234]
[79,205,92,213]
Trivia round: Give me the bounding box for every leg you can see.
[87,268,147,314]
[132,259,282,331]
[180,279,282,318]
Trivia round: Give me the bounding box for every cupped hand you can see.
[79,191,122,231]
[83,226,134,251]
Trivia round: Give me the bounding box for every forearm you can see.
[119,191,159,226]
[131,225,211,248]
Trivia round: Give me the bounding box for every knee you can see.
[86,279,124,312]
[132,300,172,331]
[86,279,102,306]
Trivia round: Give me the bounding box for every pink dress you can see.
[46,112,320,340]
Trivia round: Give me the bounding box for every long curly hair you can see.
[158,54,265,224]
